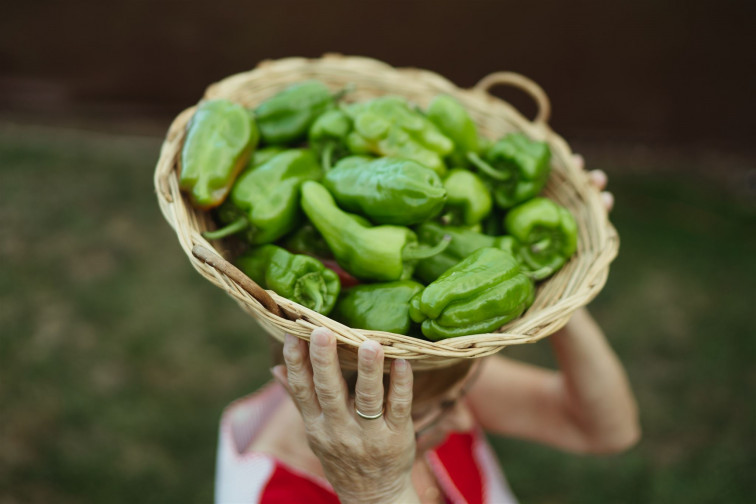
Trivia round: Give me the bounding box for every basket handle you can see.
[473,72,551,124]
[192,245,284,318]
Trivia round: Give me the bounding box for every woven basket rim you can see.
[153,54,619,370]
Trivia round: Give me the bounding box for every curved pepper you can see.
[179,99,259,210]
[413,222,516,284]
[440,169,492,227]
[324,157,447,225]
[300,181,450,282]
[426,94,480,168]
[308,108,353,171]
[504,197,578,280]
[467,132,551,209]
[343,96,454,176]
[204,149,321,244]
[331,280,424,334]
[254,80,339,145]
[409,247,535,340]
[236,244,340,315]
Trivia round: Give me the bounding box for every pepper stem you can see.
[467,152,512,181]
[321,143,335,172]
[402,234,452,261]
[297,274,325,313]
[332,83,356,102]
[439,209,463,227]
[202,216,248,240]
[523,266,553,281]
[530,238,552,254]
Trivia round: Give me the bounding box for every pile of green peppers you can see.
[179,80,579,340]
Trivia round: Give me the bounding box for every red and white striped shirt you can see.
[215,383,518,504]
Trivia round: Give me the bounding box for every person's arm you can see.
[468,308,640,454]
[468,163,639,454]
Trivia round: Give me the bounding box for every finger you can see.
[601,191,615,212]
[588,169,608,190]
[270,364,290,391]
[309,327,349,418]
[385,359,414,432]
[354,340,385,420]
[282,333,321,421]
[572,153,585,170]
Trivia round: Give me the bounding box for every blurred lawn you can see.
[1,122,754,503]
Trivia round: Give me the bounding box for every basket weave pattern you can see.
[154,55,619,370]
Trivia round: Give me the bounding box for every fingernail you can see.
[360,343,377,361]
[601,192,614,211]
[284,333,297,346]
[590,170,607,188]
[395,359,408,371]
[270,364,284,380]
[311,328,331,346]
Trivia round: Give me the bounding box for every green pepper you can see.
[331,281,424,334]
[409,247,535,340]
[308,108,352,171]
[504,197,578,280]
[300,181,450,281]
[281,222,333,259]
[327,154,373,170]
[426,94,480,168]
[236,244,340,315]
[324,157,446,225]
[179,99,258,210]
[413,222,516,284]
[467,132,551,209]
[254,80,339,145]
[251,146,286,167]
[343,96,454,176]
[203,149,321,244]
[440,169,492,227]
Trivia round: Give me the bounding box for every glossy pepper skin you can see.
[236,245,340,315]
[180,99,259,210]
[343,96,454,176]
[300,181,451,282]
[413,222,516,284]
[426,94,480,168]
[331,281,424,334]
[254,80,336,145]
[441,169,492,226]
[409,247,535,340]
[324,157,447,225]
[308,108,352,171]
[505,197,578,280]
[467,132,551,209]
[204,149,321,244]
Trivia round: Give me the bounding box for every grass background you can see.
[1,121,754,503]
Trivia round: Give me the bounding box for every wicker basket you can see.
[154,54,619,371]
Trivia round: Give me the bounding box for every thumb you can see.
[270,364,289,391]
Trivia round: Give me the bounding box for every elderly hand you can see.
[274,328,419,504]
